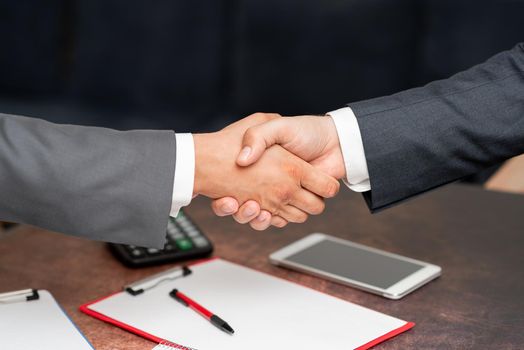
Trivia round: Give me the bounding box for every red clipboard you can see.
[80,258,414,349]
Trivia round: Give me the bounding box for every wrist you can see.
[193,133,214,196]
[324,116,347,179]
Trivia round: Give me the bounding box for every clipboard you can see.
[0,289,94,349]
[80,258,414,349]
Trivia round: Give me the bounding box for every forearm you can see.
[351,43,524,211]
[0,113,176,248]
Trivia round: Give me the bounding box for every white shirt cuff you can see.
[170,133,195,217]
[327,107,371,192]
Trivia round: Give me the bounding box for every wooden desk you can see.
[1,184,523,349]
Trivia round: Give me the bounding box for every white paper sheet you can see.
[89,259,409,349]
[0,290,93,349]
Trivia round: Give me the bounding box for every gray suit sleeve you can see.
[349,43,524,211]
[0,114,176,248]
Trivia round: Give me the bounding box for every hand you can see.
[211,114,345,229]
[194,113,340,224]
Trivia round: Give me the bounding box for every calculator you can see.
[109,211,213,267]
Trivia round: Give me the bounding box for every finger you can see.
[211,197,239,217]
[248,112,281,123]
[271,215,288,228]
[300,165,340,199]
[278,205,309,224]
[289,189,326,215]
[249,210,272,231]
[232,200,261,224]
[237,119,288,167]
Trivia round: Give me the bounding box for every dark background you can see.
[0,0,522,179]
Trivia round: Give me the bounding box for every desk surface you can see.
[1,184,523,349]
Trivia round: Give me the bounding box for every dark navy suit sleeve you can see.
[349,43,524,211]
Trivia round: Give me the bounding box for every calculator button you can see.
[170,232,185,240]
[186,228,200,237]
[164,243,176,251]
[177,218,190,225]
[147,248,160,255]
[167,222,179,234]
[168,232,183,241]
[176,220,190,228]
[192,237,209,248]
[181,225,194,233]
[130,248,144,257]
[176,239,193,251]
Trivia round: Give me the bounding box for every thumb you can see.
[236,119,288,166]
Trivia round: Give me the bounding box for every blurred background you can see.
[0,0,523,185]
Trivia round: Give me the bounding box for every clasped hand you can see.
[193,113,345,230]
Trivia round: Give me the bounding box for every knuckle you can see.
[250,112,273,123]
[284,163,302,179]
[244,127,257,141]
[233,213,248,224]
[265,113,282,121]
[250,223,265,231]
[273,220,287,228]
[293,212,308,223]
[310,200,325,215]
[275,186,294,203]
[248,112,282,124]
[241,205,257,218]
[211,201,221,214]
[269,205,279,215]
[261,199,277,212]
[325,180,340,198]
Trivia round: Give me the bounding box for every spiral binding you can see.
[156,340,198,350]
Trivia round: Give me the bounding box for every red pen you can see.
[169,288,234,334]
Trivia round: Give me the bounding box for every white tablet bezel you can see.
[269,233,441,299]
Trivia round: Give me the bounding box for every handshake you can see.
[193,113,346,231]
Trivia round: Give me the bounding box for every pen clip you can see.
[124,266,192,296]
[0,289,39,304]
